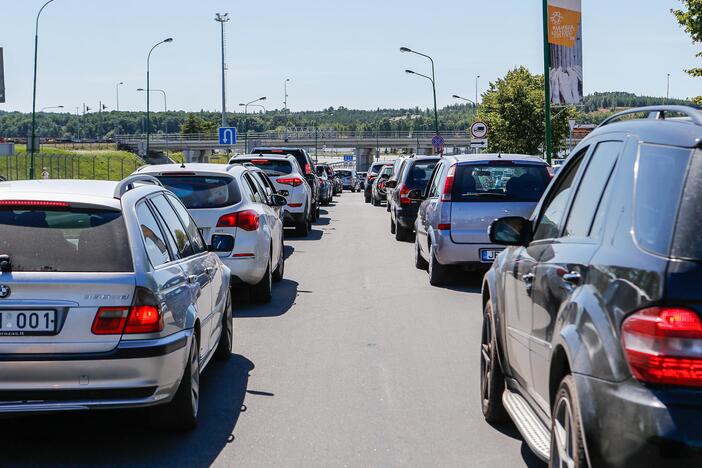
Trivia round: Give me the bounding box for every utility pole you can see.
[284,78,291,142]
[215,13,230,127]
[542,0,553,165]
[667,73,671,101]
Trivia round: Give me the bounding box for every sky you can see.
[0,0,699,114]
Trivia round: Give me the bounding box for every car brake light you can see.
[92,305,163,335]
[441,165,456,202]
[622,307,702,387]
[217,210,260,231]
[251,159,270,164]
[277,177,303,187]
[305,163,311,174]
[288,203,303,208]
[399,185,412,205]
[438,223,451,231]
[0,200,70,207]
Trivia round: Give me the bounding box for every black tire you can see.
[214,295,233,361]
[386,202,391,212]
[251,256,273,303]
[395,224,412,242]
[273,240,285,282]
[365,193,371,203]
[150,338,200,431]
[550,375,587,468]
[428,243,449,286]
[481,300,508,424]
[296,217,309,236]
[311,203,319,222]
[415,237,429,270]
[390,217,396,234]
[372,196,380,207]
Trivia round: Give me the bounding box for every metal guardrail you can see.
[0,153,147,181]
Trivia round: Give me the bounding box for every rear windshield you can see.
[253,149,309,174]
[0,207,133,272]
[237,159,293,176]
[405,160,439,189]
[369,164,386,175]
[156,176,242,209]
[452,163,550,203]
[658,147,697,259]
[337,171,353,177]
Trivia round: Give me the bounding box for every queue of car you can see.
[364,106,702,467]
[0,146,340,431]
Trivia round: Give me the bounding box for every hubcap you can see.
[552,394,576,468]
[190,344,200,416]
[481,312,492,406]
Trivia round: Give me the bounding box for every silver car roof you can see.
[137,163,240,177]
[0,180,124,209]
[446,153,547,164]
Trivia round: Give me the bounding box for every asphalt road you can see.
[0,192,545,468]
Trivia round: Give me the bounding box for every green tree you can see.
[673,0,702,77]
[476,66,571,156]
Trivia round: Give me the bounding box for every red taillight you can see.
[217,210,260,231]
[92,305,163,335]
[441,165,456,202]
[399,185,412,205]
[288,203,303,208]
[438,223,451,231]
[277,177,303,187]
[305,164,311,174]
[251,159,270,164]
[0,200,70,207]
[622,307,702,387]
[124,305,163,334]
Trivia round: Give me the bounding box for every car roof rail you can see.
[598,105,702,128]
[113,175,163,199]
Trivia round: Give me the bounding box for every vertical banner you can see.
[0,48,5,103]
[547,0,583,104]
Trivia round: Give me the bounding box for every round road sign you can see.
[470,121,489,139]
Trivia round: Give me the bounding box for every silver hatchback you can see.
[0,176,232,430]
[412,154,551,286]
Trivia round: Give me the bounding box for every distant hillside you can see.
[581,92,693,113]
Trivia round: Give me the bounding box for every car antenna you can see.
[498,153,502,158]
[180,154,186,169]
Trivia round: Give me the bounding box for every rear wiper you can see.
[461,192,508,198]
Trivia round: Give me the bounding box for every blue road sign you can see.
[432,135,445,151]
[343,155,354,162]
[219,127,237,145]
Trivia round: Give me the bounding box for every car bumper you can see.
[433,232,502,268]
[576,374,702,467]
[0,331,192,414]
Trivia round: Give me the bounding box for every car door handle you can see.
[562,272,582,284]
[522,273,535,283]
[187,275,199,284]
[205,266,217,275]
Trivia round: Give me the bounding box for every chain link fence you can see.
[0,153,146,181]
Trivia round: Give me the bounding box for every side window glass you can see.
[151,195,195,259]
[428,164,445,198]
[239,175,254,201]
[253,173,273,200]
[167,194,207,254]
[136,202,172,267]
[244,174,264,203]
[563,141,622,238]
[532,149,587,241]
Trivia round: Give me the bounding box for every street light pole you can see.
[29,0,56,179]
[116,81,124,111]
[405,69,438,141]
[667,73,671,101]
[401,47,439,135]
[215,13,230,127]
[138,88,167,112]
[40,105,64,112]
[284,78,291,142]
[542,0,553,164]
[146,38,173,158]
[475,75,481,106]
[240,96,266,153]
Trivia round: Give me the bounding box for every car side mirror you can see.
[488,217,531,246]
[408,189,424,201]
[270,194,287,207]
[385,180,397,189]
[380,174,390,180]
[304,173,316,183]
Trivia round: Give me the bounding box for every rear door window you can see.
[155,175,241,209]
[166,194,207,255]
[0,205,133,272]
[404,159,439,189]
[151,195,195,259]
[452,162,550,203]
[563,141,622,238]
[136,202,172,267]
[635,144,692,256]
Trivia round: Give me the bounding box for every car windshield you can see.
[238,159,293,176]
[380,166,393,177]
[156,175,242,209]
[337,171,352,177]
[0,207,133,272]
[405,160,439,189]
[452,163,550,202]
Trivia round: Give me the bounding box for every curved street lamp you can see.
[41,105,64,112]
[145,38,173,157]
[452,94,475,106]
[241,97,267,152]
[29,0,57,179]
[137,88,167,112]
[401,46,439,135]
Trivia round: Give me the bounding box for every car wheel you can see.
[251,256,273,303]
[214,294,233,361]
[311,203,319,222]
[296,217,309,236]
[273,240,285,282]
[550,375,586,468]
[428,243,449,286]
[386,202,391,212]
[365,193,371,203]
[480,300,508,423]
[414,236,429,270]
[150,338,200,431]
[390,217,396,235]
[372,196,380,207]
[396,224,412,242]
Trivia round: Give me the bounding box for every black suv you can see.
[481,106,702,467]
[364,161,391,204]
[386,156,440,241]
[252,147,320,220]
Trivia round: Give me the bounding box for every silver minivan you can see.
[412,154,551,286]
[0,176,232,430]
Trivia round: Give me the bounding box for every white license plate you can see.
[480,249,503,263]
[0,310,57,336]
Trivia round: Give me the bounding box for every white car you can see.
[135,164,286,303]
[229,155,313,236]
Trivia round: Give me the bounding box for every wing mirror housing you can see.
[385,180,398,189]
[488,217,531,246]
[408,189,424,201]
[270,194,288,207]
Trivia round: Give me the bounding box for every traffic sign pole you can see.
[543,0,553,165]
